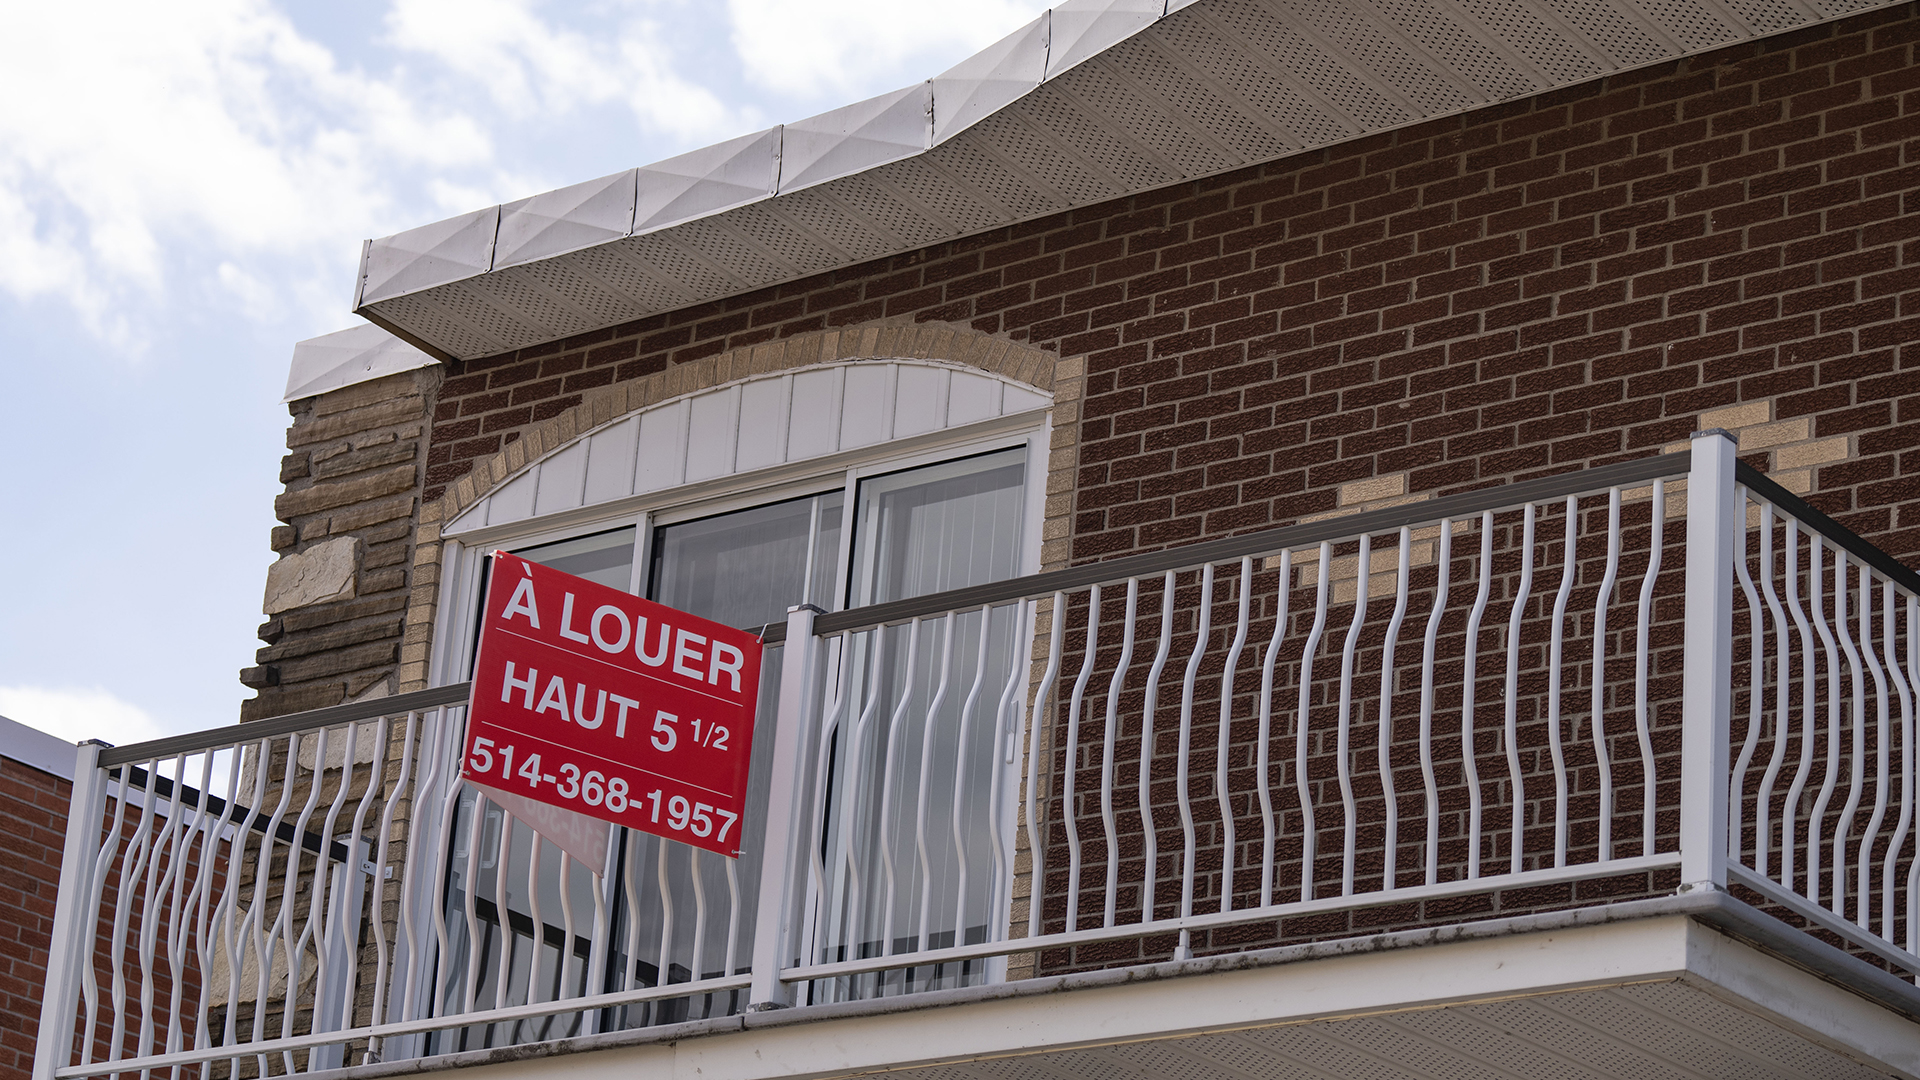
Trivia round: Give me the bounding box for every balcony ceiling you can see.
[352,0,1899,363]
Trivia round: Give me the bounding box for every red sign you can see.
[463,551,764,857]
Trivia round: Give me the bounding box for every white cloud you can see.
[0,686,171,748]
[0,0,490,342]
[385,0,741,142]
[726,0,1053,99]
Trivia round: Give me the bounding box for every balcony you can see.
[34,433,1920,1080]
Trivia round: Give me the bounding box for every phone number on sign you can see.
[468,736,740,843]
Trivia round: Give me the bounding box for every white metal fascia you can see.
[283,323,437,403]
[336,0,1912,379]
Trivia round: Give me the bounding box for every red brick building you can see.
[34,1,1920,1078]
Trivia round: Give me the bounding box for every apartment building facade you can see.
[33,0,1920,1077]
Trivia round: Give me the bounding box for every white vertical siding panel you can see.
[685,386,741,482]
[533,440,589,516]
[635,399,690,493]
[582,416,639,504]
[735,375,791,472]
[487,470,538,526]
[946,370,1002,426]
[1003,384,1050,414]
[449,363,1057,537]
[787,367,843,460]
[893,364,949,437]
[840,363,895,449]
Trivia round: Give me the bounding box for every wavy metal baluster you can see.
[1216,559,1253,912]
[368,711,420,1062]
[107,759,161,1065]
[136,754,187,1067]
[913,616,956,952]
[78,765,127,1069]
[1634,485,1664,858]
[1175,566,1213,956]
[985,607,1030,944]
[335,717,391,1048]
[1296,544,1332,900]
[1102,582,1139,927]
[1730,499,1766,874]
[1755,507,1792,883]
[1808,539,1844,908]
[1781,523,1820,897]
[799,634,851,978]
[1258,552,1291,906]
[949,607,994,950]
[1841,562,1878,928]
[1419,523,1452,886]
[1591,493,1622,863]
[298,722,360,1050]
[1858,570,1892,932]
[839,627,891,975]
[1505,505,1537,875]
[1378,532,1412,889]
[1024,596,1066,942]
[1463,514,1495,879]
[876,619,924,967]
[1880,588,1915,944]
[1062,592,1099,934]
[1336,535,1371,896]
[1137,574,1176,922]
[1546,500,1577,868]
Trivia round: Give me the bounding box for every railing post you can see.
[34,741,108,1080]
[749,604,823,1009]
[1680,429,1737,892]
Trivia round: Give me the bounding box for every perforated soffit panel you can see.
[352,0,1901,364]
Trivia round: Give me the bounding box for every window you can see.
[430,429,1041,1041]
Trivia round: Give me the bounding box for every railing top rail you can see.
[811,450,1693,637]
[96,681,472,768]
[1737,460,1920,597]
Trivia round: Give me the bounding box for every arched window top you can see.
[447,359,1051,536]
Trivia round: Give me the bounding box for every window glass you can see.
[515,526,636,591]
[849,448,1026,607]
[649,491,844,628]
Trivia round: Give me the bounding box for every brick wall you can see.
[0,760,68,1080]
[412,4,1918,574]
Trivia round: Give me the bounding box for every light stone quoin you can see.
[263,536,361,615]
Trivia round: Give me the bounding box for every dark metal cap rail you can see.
[811,450,1694,637]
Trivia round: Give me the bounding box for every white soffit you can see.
[284,323,437,403]
[352,0,1902,366]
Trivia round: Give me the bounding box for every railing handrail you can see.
[97,682,472,767]
[95,450,1694,767]
[91,450,1917,772]
[1737,460,1920,596]
[809,450,1695,637]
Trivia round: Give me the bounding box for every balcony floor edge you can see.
[299,893,1920,1080]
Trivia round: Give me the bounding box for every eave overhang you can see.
[349,0,1902,365]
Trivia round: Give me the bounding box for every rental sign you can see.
[462,551,764,857]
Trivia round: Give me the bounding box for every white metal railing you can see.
[753,440,1712,1001]
[1726,465,1920,973]
[35,432,1920,1080]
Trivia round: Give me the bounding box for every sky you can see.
[0,0,1053,751]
